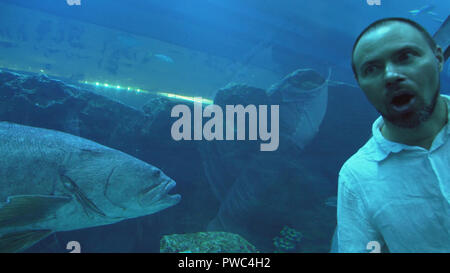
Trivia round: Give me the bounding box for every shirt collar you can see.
[369,94,450,162]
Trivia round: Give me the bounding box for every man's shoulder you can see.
[339,137,379,181]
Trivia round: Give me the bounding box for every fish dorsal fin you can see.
[0,195,71,228]
[0,229,53,253]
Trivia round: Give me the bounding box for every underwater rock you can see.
[0,69,202,176]
[199,69,333,252]
[214,83,269,106]
[142,95,180,137]
[199,71,328,201]
[160,231,258,253]
[206,150,332,251]
[198,83,269,202]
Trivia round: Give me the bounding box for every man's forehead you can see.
[363,22,423,42]
[354,22,427,62]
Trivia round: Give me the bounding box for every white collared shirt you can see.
[337,95,450,253]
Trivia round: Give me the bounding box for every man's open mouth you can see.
[390,92,416,112]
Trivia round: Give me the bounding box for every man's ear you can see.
[434,46,444,72]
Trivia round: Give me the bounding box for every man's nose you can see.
[384,63,404,89]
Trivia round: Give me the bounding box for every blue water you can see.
[0,0,449,253]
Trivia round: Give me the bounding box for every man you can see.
[337,17,449,252]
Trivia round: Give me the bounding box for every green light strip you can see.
[157,92,213,104]
[80,80,213,104]
[81,80,150,94]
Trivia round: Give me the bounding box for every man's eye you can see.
[398,51,413,62]
[364,65,378,75]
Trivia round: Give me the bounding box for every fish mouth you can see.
[389,90,416,113]
[164,180,177,194]
[138,179,181,208]
[161,179,181,202]
[163,180,181,202]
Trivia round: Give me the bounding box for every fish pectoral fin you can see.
[0,195,71,228]
[60,174,106,218]
[75,191,106,218]
[0,229,53,253]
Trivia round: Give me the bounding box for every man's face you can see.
[353,22,443,128]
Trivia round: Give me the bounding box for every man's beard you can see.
[381,84,440,129]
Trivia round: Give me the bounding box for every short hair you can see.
[351,17,437,79]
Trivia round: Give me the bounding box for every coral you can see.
[273,226,303,253]
[160,231,259,253]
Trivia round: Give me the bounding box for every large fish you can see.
[0,122,181,252]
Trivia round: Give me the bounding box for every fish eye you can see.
[152,169,161,178]
[61,175,76,190]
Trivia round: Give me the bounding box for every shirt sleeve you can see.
[337,168,385,253]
